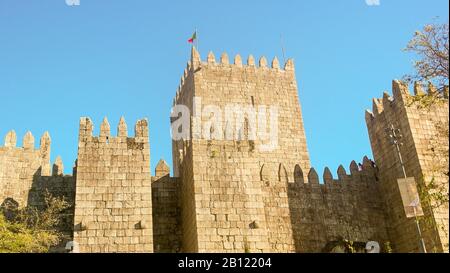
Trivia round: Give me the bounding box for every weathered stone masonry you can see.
[73,117,153,253]
[366,81,449,253]
[0,47,448,253]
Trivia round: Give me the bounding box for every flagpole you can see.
[280,34,286,65]
[195,28,199,54]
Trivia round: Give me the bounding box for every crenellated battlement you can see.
[365,80,448,124]
[0,127,75,214]
[283,156,387,252]
[197,50,293,71]
[261,156,378,190]
[1,130,53,176]
[249,155,387,252]
[1,130,51,153]
[173,47,296,107]
[78,116,149,146]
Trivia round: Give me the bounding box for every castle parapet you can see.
[365,80,448,124]
[2,130,52,160]
[257,156,386,252]
[189,46,295,72]
[78,116,149,145]
[274,156,378,189]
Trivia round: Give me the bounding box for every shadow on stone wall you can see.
[287,159,390,253]
[151,173,182,253]
[0,163,76,253]
[287,183,325,253]
[27,167,76,253]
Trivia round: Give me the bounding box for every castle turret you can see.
[73,117,153,253]
[366,80,449,253]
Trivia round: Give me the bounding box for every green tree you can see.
[0,191,70,253]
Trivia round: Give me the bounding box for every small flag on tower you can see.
[188,31,197,43]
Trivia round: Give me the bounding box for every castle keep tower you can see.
[366,81,449,253]
[171,47,311,252]
[73,117,153,253]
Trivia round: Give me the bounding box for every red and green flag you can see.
[188,31,197,43]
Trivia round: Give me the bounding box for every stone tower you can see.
[365,81,449,253]
[73,117,153,253]
[171,47,311,252]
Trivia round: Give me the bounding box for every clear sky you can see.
[0,0,448,177]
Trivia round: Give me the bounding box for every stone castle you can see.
[0,47,448,253]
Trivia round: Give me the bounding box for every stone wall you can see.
[152,159,182,253]
[287,158,389,252]
[0,131,52,207]
[366,81,449,253]
[28,169,76,253]
[0,131,76,252]
[73,117,153,253]
[27,156,76,209]
[261,163,298,252]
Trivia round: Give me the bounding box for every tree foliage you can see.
[0,191,70,253]
[404,22,449,92]
[404,22,449,252]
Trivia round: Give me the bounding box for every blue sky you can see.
[0,0,448,177]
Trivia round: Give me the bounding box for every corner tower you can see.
[366,81,449,253]
[171,47,310,252]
